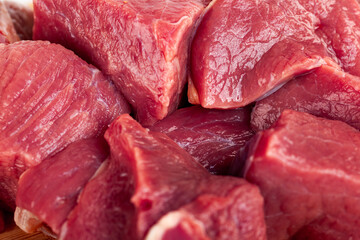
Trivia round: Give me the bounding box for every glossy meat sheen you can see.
[60,114,209,240]
[245,110,360,239]
[60,115,265,240]
[0,41,130,210]
[146,177,266,240]
[252,65,360,131]
[150,106,254,174]
[189,0,333,108]
[299,0,360,76]
[15,138,109,235]
[0,1,19,43]
[33,0,204,126]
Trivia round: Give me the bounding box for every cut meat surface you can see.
[0,41,130,210]
[60,114,209,240]
[299,0,360,76]
[244,110,360,239]
[251,65,360,131]
[189,0,334,109]
[60,114,266,240]
[146,178,266,240]
[33,0,204,125]
[15,138,109,235]
[150,106,254,174]
[0,1,19,43]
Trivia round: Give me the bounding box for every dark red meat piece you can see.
[252,65,360,131]
[0,1,19,43]
[189,0,334,109]
[15,138,109,235]
[146,178,266,240]
[0,41,130,210]
[244,110,360,239]
[33,0,204,126]
[150,106,254,174]
[60,114,266,240]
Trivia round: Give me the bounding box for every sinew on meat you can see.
[15,138,109,235]
[33,0,204,126]
[0,41,130,210]
[245,110,360,239]
[150,106,254,175]
[59,114,266,240]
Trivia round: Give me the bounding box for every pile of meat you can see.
[1,0,360,239]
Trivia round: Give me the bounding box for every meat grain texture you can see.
[150,106,254,175]
[245,110,360,239]
[33,0,205,126]
[252,64,360,131]
[59,114,266,240]
[189,0,335,108]
[0,41,130,210]
[15,138,109,235]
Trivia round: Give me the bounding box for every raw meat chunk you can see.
[299,0,360,76]
[146,178,266,240]
[150,106,254,174]
[15,138,109,235]
[0,1,19,43]
[252,65,360,131]
[33,0,204,125]
[4,0,33,40]
[189,0,334,109]
[244,110,360,239]
[0,41,130,210]
[60,114,209,240]
[60,114,266,240]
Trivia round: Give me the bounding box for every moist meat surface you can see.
[245,110,360,239]
[33,0,204,126]
[150,106,254,175]
[251,64,360,131]
[15,138,109,234]
[0,41,130,210]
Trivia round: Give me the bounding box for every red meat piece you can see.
[189,0,334,109]
[245,110,360,239]
[15,138,109,235]
[299,0,360,76]
[0,41,130,210]
[33,0,204,126]
[146,178,266,240]
[60,114,266,240]
[150,106,254,175]
[251,65,360,131]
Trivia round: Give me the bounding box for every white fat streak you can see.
[14,207,43,233]
[145,212,183,240]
